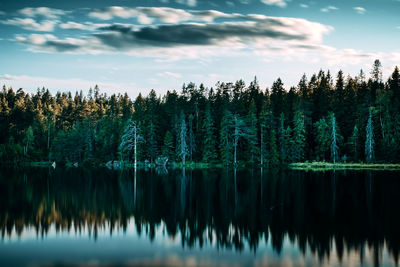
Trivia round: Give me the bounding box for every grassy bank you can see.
[289,162,400,171]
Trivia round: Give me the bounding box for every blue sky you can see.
[0,0,399,97]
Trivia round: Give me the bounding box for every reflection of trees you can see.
[1,168,400,265]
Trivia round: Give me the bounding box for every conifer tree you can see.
[202,104,217,162]
[119,120,143,165]
[188,114,195,161]
[259,100,270,165]
[365,108,375,163]
[246,100,259,163]
[232,114,247,165]
[268,129,279,166]
[219,109,232,165]
[349,125,359,161]
[315,117,330,161]
[23,126,34,156]
[330,113,339,163]
[177,111,188,165]
[162,131,174,161]
[292,111,306,162]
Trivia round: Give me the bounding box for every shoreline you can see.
[8,161,400,172]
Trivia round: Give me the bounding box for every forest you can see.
[1,59,400,167]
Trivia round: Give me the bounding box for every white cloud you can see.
[300,4,308,8]
[260,0,287,8]
[15,14,333,60]
[175,0,197,7]
[321,6,339,13]
[2,18,57,31]
[353,7,366,15]
[59,21,109,31]
[19,7,66,19]
[158,71,183,78]
[89,7,236,24]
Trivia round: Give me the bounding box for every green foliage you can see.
[291,111,306,162]
[314,117,330,161]
[0,61,400,166]
[219,109,232,165]
[202,104,217,162]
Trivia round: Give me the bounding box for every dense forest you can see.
[1,59,400,166]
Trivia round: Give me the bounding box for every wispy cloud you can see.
[300,4,308,8]
[260,0,287,8]
[175,0,197,7]
[2,18,57,31]
[353,7,366,15]
[59,21,109,31]
[89,6,236,24]
[158,71,183,78]
[19,7,66,19]
[321,6,338,13]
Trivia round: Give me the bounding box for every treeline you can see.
[1,59,400,165]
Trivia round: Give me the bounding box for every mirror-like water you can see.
[0,167,399,266]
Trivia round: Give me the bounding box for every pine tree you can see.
[23,126,34,156]
[232,114,247,165]
[268,129,279,166]
[314,117,330,161]
[330,113,339,163]
[188,114,195,161]
[259,100,270,165]
[119,120,143,165]
[246,100,259,163]
[278,113,288,162]
[177,111,188,165]
[162,130,174,161]
[202,104,217,162]
[292,111,306,162]
[349,125,359,161]
[219,109,232,165]
[365,108,375,163]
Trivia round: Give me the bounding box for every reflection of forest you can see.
[1,168,400,265]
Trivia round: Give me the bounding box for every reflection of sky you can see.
[0,0,399,96]
[0,219,396,266]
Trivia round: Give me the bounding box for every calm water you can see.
[0,167,400,267]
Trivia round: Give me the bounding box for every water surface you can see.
[0,167,399,266]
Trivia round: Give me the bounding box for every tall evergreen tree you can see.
[162,130,175,161]
[292,111,306,162]
[219,109,232,165]
[246,100,259,163]
[365,108,375,163]
[330,113,339,163]
[202,104,217,162]
[177,111,188,165]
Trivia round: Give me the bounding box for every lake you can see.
[0,167,399,266]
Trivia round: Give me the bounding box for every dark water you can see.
[1,167,400,267]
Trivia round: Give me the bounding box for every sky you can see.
[0,0,400,97]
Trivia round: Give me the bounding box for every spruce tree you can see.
[202,104,217,162]
[349,125,359,161]
[177,111,188,165]
[365,108,375,163]
[232,114,247,165]
[330,113,339,163]
[246,100,259,164]
[292,111,306,162]
[219,109,232,165]
[314,117,330,161]
[162,131,174,161]
[268,129,279,166]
